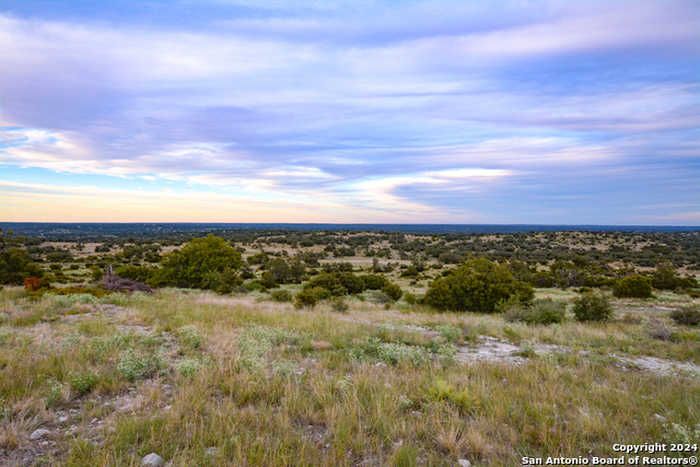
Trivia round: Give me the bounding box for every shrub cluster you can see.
[295,271,403,308]
[424,258,533,312]
[0,247,43,285]
[613,274,653,298]
[651,263,697,290]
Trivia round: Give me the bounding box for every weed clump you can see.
[45,380,68,407]
[377,342,428,365]
[348,337,429,366]
[434,324,462,343]
[50,293,100,308]
[503,298,566,325]
[426,379,480,415]
[116,349,163,381]
[330,297,349,312]
[177,325,202,350]
[670,305,700,326]
[270,289,293,302]
[175,358,202,378]
[69,371,99,396]
[237,325,298,371]
[646,319,673,341]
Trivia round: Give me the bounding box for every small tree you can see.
[613,274,652,298]
[154,235,242,290]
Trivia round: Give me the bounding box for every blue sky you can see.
[0,0,698,224]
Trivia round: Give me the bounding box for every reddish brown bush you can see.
[23,277,41,291]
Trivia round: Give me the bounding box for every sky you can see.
[0,0,699,224]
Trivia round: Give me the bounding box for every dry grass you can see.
[0,287,698,466]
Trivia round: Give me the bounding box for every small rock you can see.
[58,415,69,423]
[458,459,471,467]
[206,447,217,456]
[30,429,51,440]
[141,453,165,466]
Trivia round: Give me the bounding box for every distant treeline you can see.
[1,222,698,241]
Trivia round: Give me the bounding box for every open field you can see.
[1,284,698,466]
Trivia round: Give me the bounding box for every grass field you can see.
[1,287,698,466]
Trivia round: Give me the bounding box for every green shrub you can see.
[175,358,202,378]
[202,268,241,294]
[262,258,300,286]
[347,337,428,366]
[294,286,330,309]
[236,325,297,370]
[307,272,365,296]
[45,380,67,407]
[367,290,392,305]
[531,271,555,288]
[651,263,696,290]
[434,324,462,343]
[270,289,293,302]
[572,293,613,322]
[670,305,700,326]
[152,235,242,290]
[426,379,480,415]
[360,274,387,290]
[504,298,566,325]
[424,257,533,312]
[331,297,349,312]
[0,247,43,285]
[376,342,427,366]
[50,292,100,307]
[613,274,652,298]
[403,292,417,305]
[381,282,403,301]
[50,286,110,298]
[307,273,346,296]
[115,265,155,283]
[69,371,99,396]
[177,325,202,350]
[116,349,163,381]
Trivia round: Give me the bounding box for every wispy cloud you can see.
[0,0,698,223]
